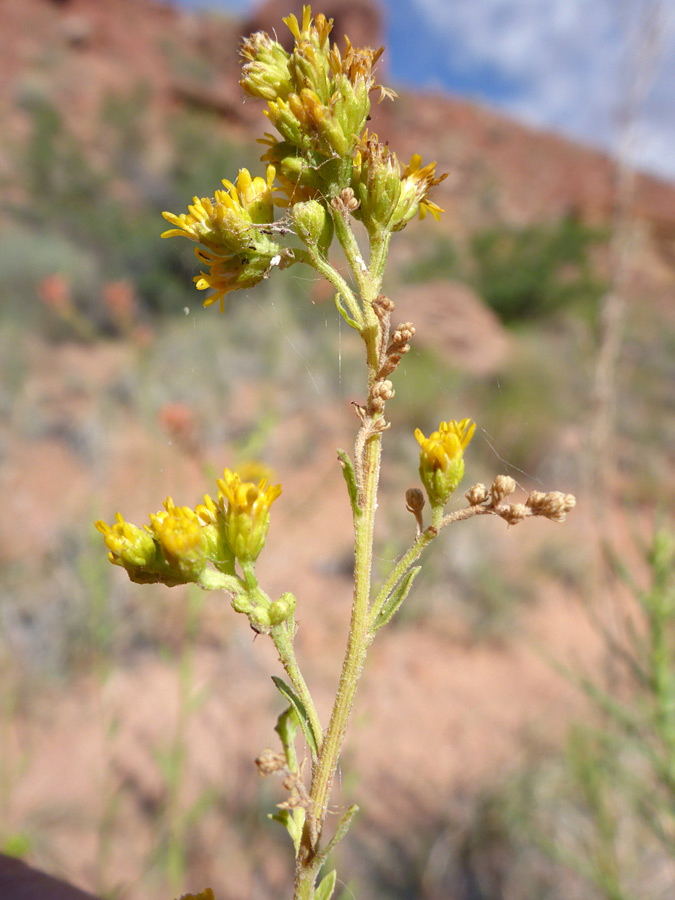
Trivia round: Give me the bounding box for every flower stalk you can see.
[93,6,576,899]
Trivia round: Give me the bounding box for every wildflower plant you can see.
[96,7,576,899]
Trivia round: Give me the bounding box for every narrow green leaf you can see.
[275,706,300,772]
[272,675,320,760]
[317,804,359,863]
[334,293,360,329]
[315,868,337,900]
[337,449,362,516]
[373,567,421,632]
[269,808,302,847]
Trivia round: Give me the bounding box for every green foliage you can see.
[400,235,463,283]
[401,216,607,324]
[470,215,607,323]
[498,525,675,900]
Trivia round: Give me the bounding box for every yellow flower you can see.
[149,497,207,580]
[328,36,394,103]
[217,468,282,564]
[195,493,236,575]
[415,418,475,507]
[162,166,294,310]
[95,513,157,570]
[392,154,447,230]
[351,131,402,233]
[161,166,277,245]
[283,6,333,50]
[95,511,185,586]
[192,247,282,313]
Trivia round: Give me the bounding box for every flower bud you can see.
[249,606,272,632]
[292,199,333,255]
[415,419,475,508]
[217,469,282,565]
[96,513,157,569]
[240,32,292,101]
[269,592,297,626]
[352,133,401,234]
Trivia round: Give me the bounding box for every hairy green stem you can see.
[295,247,362,327]
[332,206,370,298]
[292,217,387,899]
[308,431,381,830]
[272,619,324,761]
[368,504,493,629]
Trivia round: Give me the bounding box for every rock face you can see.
[403,280,511,376]
[242,0,385,56]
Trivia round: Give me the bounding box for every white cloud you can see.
[406,0,675,179]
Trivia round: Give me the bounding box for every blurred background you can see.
[1,0,674,898]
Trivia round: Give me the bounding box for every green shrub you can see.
[470,216,607,323]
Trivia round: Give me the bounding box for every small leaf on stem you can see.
[272,675,320,761]
[314,868,337,900]
[372,566,421,632]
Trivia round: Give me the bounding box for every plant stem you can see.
[309,431,381,826]
[292,219,391,899]
[272,618,324,761]
[368,505,494,628]
[294,430,382,899]
[295,247,362,327]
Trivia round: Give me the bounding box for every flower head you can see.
[415,418,475,507]
[95,513,157,571]
[351,132,402,233]
[162,166,294,310]
[148,497,207,581]
[161,166,276,245]
[217,468,282,564]
[195,492,236,575]
[95,512,183,586]
[240,31,293,101]
[392,154,447,230]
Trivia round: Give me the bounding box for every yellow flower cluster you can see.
[242,5,443,221]
[95,469,282,586]
[161,167,293,311]
[161,4,447,309]
[415,419,476,508]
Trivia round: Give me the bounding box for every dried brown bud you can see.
[332,187,360,215]
[406,486,426,534]
[527,490,576,522]
[373,294,395,313]
[525,490,547,511]
[465,483,489,506]
[502,503,529,525]
[373,380,395,400]
[255,749,286,776]
[390,323,415,346]
[370,379,395,412]
[405,487,425,514]
[491,475,516,506]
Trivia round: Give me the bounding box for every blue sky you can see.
[168,0,675,181]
